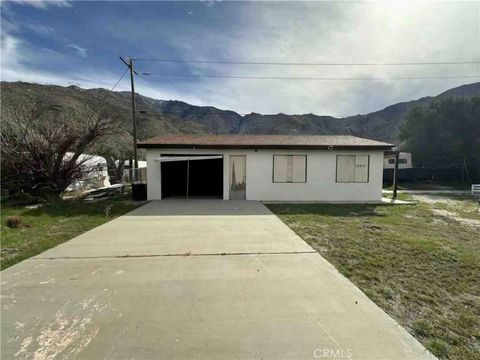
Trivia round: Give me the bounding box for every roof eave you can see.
[137,143,394,151]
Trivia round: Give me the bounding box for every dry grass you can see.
[267,195,480,359]
[1,195,142,270]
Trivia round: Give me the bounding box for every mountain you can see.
[1,81,479,144]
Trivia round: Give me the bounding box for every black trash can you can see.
[131,183,147,201]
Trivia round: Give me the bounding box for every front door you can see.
[229,155,246,200]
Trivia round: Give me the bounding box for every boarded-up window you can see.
[273,155,306,183]
[292,155,306,182]
[336,155,355,182]
[273,155,288,182]
[336,155,370,183]
[354,155,369,182]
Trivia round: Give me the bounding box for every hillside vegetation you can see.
[400,96,480,180]
[2,81,479,143]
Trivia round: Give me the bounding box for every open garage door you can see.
[156,155,223,199]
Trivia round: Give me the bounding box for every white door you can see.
[229,155,246,200]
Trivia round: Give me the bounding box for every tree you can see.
[1,100,118,200]
[399,96,480,181]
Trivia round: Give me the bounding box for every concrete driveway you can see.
[1,200,434,359]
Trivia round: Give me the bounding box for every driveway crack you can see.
[32,251,317,260]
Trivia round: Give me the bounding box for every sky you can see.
[1,0,480,116]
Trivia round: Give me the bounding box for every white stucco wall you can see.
[145,148,385,203]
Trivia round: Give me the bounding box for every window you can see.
[273,155,306,183]
[336,155,369,183]
[388,158,407,164]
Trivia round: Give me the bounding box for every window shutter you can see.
[336,155,355,182]
[273,155,288,182]
[354,155,369,182]
[286,156,293,182]
[292,155,306,182]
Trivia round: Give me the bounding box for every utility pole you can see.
[392,150,400,200]
[120,57,139,181]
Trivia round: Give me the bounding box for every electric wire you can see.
[111,68,129,91]
[133,58,480,66]
[139,73,480,81]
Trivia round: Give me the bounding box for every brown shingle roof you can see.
[138,134,394,150]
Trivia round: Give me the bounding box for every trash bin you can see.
[131,183,147,201]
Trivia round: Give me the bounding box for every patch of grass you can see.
[267,195,480,360]
[1,195,143,270]
[427,339,451,359]
[383,182,472,191]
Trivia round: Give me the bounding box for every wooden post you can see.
[128,58,138,180]
[392,151,400,200]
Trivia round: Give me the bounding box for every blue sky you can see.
[1,1,479,116]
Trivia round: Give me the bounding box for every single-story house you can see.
[138,134,394,203]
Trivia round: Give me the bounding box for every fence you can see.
[123,167,147,184]
[383,168,463,183]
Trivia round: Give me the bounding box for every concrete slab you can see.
[33,200,313,259]
[1,200,434,359]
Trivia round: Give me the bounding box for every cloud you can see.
[10,0,71,9]
[24,23,54,35]
[1,2,479,117]
[0,11,196,103]
[0,33,22,70]
[201,0,218,7]
[65,44,87,58]
[1,35,112,87]
[146,1,479,115]
[41,47,62,56]
[0,30,205,106]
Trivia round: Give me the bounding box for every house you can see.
[138,134,394,203]
[384,152,412,169]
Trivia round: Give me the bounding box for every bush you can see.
[412,319,432,337]
[6,216,22,228]
[427,339,450,358]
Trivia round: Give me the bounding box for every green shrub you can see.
[412,319,432,337]
[427,339,450,358]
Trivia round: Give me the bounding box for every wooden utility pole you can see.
[392,150,400,200]
[120,57,139,181]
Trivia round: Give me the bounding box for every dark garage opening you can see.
[161,155,223,199]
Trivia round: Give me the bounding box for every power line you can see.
[111,68,129,91]
[139,73,480,81]
[134,58,480,66]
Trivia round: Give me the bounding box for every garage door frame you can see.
[156,155,224,199]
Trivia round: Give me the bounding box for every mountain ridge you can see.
[2,81,479,144]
